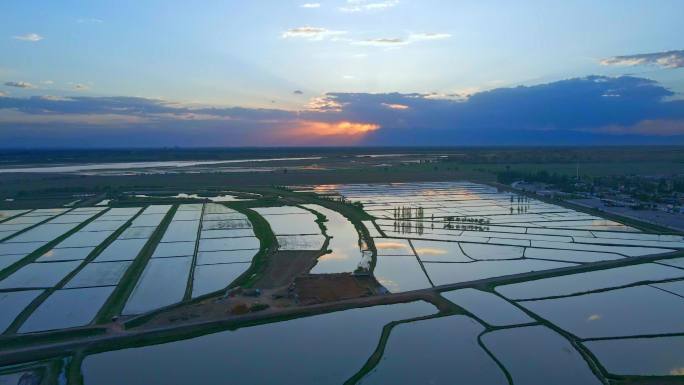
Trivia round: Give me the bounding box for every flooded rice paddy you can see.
[358,315,509,384]
[303,204,366,274]
[82,302,437,385]
[481,325,603,385]
[1,182,683,383]
[0,157,323,174]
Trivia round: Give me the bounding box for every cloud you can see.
[353,33,451,47]
[0,91,6,97]
[409,32,452,42]
[600,49,684,69]
[39,95,74,101]
[423,92,463,100]
[293,90,304,95]
[12,33,43,42]
[300,3,321,8]
[282,27,346,41]
[0,96,193,116]
[355,37,405,47]
[0,109,149,126]
[302,76,684,145]
[306,95,344,112]
[2,75,684,147]
[0,96,302,147]
[281,120,380,145]
[339,0,399,12]
[42,80,54,85]
[381,102,409,110]
[281,25,450,47]
[587,119,684,136]
[72,83,91,91]
[670,368,684,376]
[4,81,36,89]
[291,120,379,136]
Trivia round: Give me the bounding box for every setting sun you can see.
[274,120,381,145]
[294,121,380,137]
[0,2,682,382]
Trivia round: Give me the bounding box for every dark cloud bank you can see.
[0,75,683,147]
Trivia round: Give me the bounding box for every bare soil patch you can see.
[294,274,380,305]
[252,250,321,289]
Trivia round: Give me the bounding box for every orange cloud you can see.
[296,120,380,136]
[277,120,380,145]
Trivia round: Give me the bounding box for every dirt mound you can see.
[253,250,323,289]
[294,274,379,305]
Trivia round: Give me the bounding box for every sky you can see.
[1,0,683,147]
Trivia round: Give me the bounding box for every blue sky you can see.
[1,0,683,147]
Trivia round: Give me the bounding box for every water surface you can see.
[276,235,325,250]
[304,204,363,274]
[20,286,114,333]
[412,240,471,262]
[0,157,322,174]
[520,285,684,338]
[64,261,131,288]
[481,325,602,385]
[0,290,43,332]
[83,301,437,385]
[584,336,684,376]
[191,263,249,297]
[524,248,623,263]
[374,255,431,292]
[497,263,684,300]
[198,237,259,252]
[442,288,534,326]
[94,239,148,262]
[359,315,508,384]
[122,257,192,315]
[424,260,574,286]
[254,208,320,235]
[196,249,256,265]
[0,261,81,289]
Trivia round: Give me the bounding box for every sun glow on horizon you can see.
[292,120,380,136]
[275,120,380,145]
[304,121,379,136]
